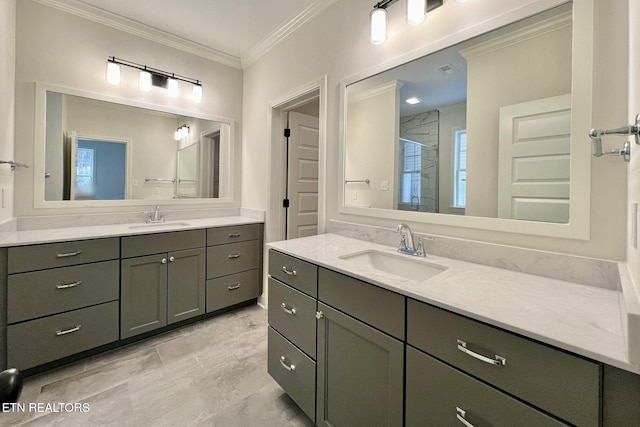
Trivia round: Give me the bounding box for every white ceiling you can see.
[43,0,323,67]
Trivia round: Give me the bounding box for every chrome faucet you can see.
[394,223,425,257]
[147,205,165,223]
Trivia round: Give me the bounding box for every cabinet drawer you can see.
[207,224,261,245]
[268,277,316,359]
[207,240,260,278]
[8,260,119,323]
[407,299,600,427]
[405,346,568,427]
[268,327,315,422]
[7,301,119,370]
[121,229,206,258]
[206,269,260,313]
[8,238,119,274]
[268,250,317,298]
[318,268,405,340]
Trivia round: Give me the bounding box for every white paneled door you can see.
[287,111,319,239]
[498,94,571,223]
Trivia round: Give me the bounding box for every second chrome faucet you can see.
[147,205,165,223]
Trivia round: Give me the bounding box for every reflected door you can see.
[498,94,571,223]
[287,112,319,239]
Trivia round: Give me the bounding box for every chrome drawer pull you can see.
[228,283,241,290]
[228,253,241,259]
[280,303,297,315]
[56,250,82,258]
[457,340,506,366]
[56,280,82,290]
[456,407,475,427]
[228,233,241,238]
[56,325,82,336]
[279,356,296,372]
[281,266,297,276]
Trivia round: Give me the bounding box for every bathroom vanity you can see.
[1,218,263,372]
[267,234,640,427]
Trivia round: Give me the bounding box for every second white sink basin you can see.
[339,249,447,281]
[129,221,191,230]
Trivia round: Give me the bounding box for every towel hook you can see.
[588,114,640,162]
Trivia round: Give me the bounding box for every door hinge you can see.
[283,199,290,208]
[284,128,291,138]
[315,311,324,320]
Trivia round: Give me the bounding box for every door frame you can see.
[267,76,327,244]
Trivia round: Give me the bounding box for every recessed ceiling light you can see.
[406,97,421,105]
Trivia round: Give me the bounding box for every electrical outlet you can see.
[1,188,5,209]
[132,179,138,187]
[381,181,389,191]
[155,187,160,194]
[352,191,358,200]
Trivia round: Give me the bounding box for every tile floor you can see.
[0,305,315,427]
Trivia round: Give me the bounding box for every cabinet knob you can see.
[161,258,167,264]
[169,256,175,262]
[315,311,324,319]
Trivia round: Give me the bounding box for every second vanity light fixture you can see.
[370,0,445,44]
[106,56,203,103]
[174,124,190,141]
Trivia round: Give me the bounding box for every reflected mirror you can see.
[344,3,572,224]
[44,91,230,201]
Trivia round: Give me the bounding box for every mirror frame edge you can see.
[338,0,592,241]
[33,82,237,209]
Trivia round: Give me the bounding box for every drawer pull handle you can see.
[56,280,82,290]
[281,266,297,276]
[228,253,241,259]
[280,303,297,315]
[456,407,475,427]
[457,340,506,366]
[279,356,296,372]
[228,283,241,290]
[56,325,82,336]
[56,250,82,258]
[228,233,241,238]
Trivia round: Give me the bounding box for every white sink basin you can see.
[339,249,447,281]
[129,221,191,230]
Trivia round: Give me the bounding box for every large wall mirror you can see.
[35,84,233,207]
[340,0,593,239]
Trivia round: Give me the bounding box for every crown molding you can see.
[459,9,571,60]
[348,80,403,104]
[241,0,340,68]
[33,0,243,69]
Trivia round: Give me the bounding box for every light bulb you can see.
[139,70,152,91]
[174,130,181,140]
[370,7,387,44]
[168,78,179,98]
[106,61,120,85]
[192,84,203,103]
[406,0,426,26]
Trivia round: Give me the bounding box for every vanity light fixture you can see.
[105,56,203,102]
[174,124,190,141]
[370,0,444,44]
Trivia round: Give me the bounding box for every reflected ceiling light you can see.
[406,0,426,26]
[106,59,120,85]
[370,0,443,44]
[406,97,421,104]
[104,56,202,102]
[139,69,152,91]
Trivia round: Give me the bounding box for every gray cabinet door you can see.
[316,302,403,427]
[167,248,205,324]
[121,254,168,339]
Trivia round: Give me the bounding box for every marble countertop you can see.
[268,233,637,373]
[0,216,263,247]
